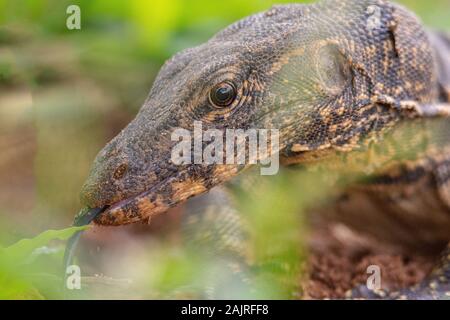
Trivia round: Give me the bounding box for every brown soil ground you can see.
[302,222,437,299]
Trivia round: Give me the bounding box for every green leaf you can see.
[0,226,88,264]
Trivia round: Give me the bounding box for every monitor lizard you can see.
[66,0,450,299]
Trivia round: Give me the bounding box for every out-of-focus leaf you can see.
[0,226,87,264]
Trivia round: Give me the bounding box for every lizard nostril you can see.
[113,163,128,180]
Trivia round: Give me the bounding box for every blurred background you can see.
[0,0,449,299]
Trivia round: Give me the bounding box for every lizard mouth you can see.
[83,164,243,226]
[92,174,208,226]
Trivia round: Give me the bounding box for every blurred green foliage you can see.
[0,0,448,299]
[0,226,86,299]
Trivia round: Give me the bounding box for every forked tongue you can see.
[63,207,104,273]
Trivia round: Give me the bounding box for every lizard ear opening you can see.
[316,44,353,96]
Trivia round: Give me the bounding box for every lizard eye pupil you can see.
[210,81,237,107]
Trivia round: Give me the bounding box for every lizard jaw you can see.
[92,174,205,226]
[91,165,243,226]
[94,166,242,226]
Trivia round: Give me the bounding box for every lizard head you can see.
[79,0,437,225]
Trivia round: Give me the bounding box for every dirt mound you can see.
[303,223,436,299]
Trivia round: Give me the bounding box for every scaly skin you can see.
[74,0,450,299]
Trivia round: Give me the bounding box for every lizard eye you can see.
[209,81,237,108]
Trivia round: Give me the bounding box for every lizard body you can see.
[72,0,450,299]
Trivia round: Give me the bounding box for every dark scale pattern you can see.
[74,0,450,299]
